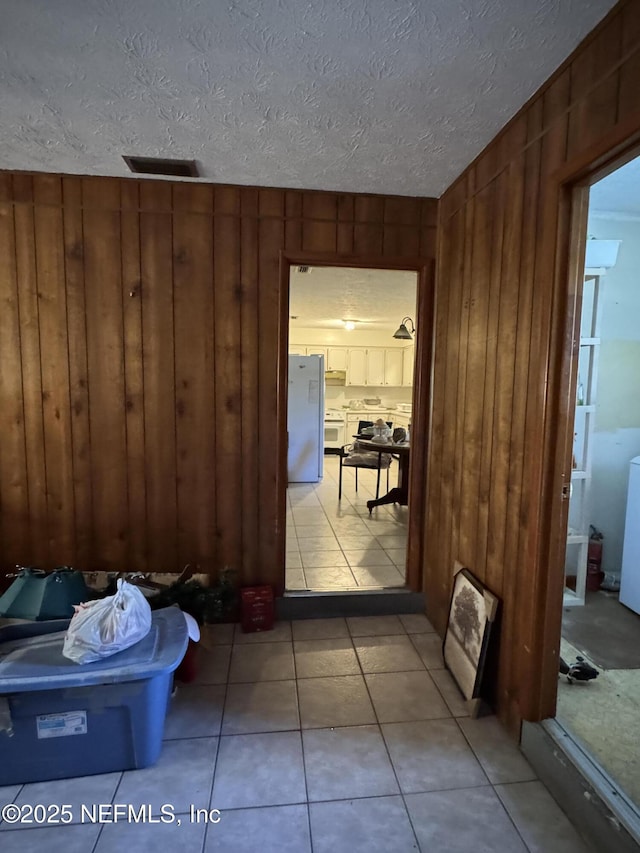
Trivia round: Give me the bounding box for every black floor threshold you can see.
[277,588,425,620]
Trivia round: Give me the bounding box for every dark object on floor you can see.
[559,655,599,684]
[562,591,640,669]
[147,569,237,625]
[0,566,89,621]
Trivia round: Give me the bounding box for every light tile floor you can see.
[0,617,591,853]
[286,455,408,592]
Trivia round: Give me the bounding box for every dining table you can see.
[354,438,411,514]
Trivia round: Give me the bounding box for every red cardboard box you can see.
[241,585,274,633]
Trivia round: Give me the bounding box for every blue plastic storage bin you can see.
[0,606,188,785]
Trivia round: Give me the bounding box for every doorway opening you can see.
[557,153,640,817]
[284,264,419,595]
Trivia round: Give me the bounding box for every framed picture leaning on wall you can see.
[443,564,499,716]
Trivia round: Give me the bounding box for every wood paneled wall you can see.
[428,0,640,727]
[0,174,436,588]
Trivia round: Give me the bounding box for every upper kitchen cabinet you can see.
[402,346,415,387]
[326,347,348,371]
[346,348,367,385]
[346,347,406,386]
[384,349,404,386]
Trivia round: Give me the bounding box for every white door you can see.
[384,349,403,385]
[366,349,385,386]
[620,457,640,614]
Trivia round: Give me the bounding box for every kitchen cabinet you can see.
[346,349,367,385]
[307,346,328,359]
[366,349,386,386]
[564,268,604,607]
[289,345,306,355]
[327,348,348,370]
[402,346,414,387]
[384,349,404,386]
[391,412,411,432]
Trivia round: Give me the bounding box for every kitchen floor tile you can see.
[309,796,418,853]
[295,523,336,537]
[164,684,225,739]
[384,548,407,567]
[221,680,299,735]
[405,787,528,853]
[457,716,537,784]
[285,552,302,568]
[301,550,347,568]
[365,670,450,722]
[350,566,406,587]
[303,725,399,802]
[205,804,311,853]
[297,536,340,552]
[382,719,488,793]
[304,568,357,589]
[228,642,295,683]
[292,507,329,524]
[291,617,349,641]
[285,569,307,590]
[343,549,393,567]
[335,535,384,550]
[294,638,360,678]
[211,731,306,809]
[354,634,425,673]
[298,675,376,728]
[495,781,591,852]
[374,535,408,549]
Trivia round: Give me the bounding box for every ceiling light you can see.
[392,317,415,339]
[343,320,356,331]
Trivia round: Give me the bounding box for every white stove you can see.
[324,408,346,449]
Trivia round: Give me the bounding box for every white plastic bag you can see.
[62,579,152,664]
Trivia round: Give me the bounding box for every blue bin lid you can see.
[0,606,189,692]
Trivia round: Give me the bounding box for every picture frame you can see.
[443,563,499,716]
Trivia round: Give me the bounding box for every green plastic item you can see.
[0,567,89,621]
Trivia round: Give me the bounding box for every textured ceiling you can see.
[290,266,417,331]
[0,0,617,197]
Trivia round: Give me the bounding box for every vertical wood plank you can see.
[34,201,76,565]
[121,183,148,572]
[63,181,93,569]
[173,211,216,573]
[213,214,243,575]
[0,200,29,567]
[140,210,177,570]
[83,204,128,569]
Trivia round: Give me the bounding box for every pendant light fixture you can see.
[392,317,415,339]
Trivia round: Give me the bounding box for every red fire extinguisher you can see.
[586,525,604,592]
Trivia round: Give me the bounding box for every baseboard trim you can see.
[277,588,425,619]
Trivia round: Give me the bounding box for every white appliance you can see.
[324,409,346,449]
[620,455,640,614]
[287,355,324,482]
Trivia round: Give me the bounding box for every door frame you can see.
[277,251,435,596]
[536,113,640,719]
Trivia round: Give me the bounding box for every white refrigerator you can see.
[620,455,640,614]
[287,354,324,483]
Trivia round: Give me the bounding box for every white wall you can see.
[587,216,640,572]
